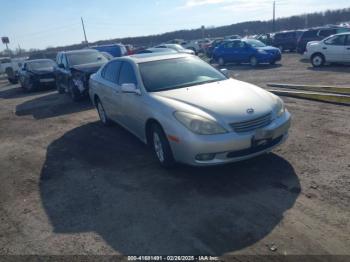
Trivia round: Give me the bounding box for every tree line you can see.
[2,7,350,57]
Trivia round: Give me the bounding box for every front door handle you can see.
[347,47,350,50]
[322,47,327,50]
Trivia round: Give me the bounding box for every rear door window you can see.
[303,30,318,38]
[101,61,122,84]
[318,29,337,38]
[118,62,137,85]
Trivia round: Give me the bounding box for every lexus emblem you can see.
[247,108,254,114]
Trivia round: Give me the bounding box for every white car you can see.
[304,32,350,67]
[89,53,290,167]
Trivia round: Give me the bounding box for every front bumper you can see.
[258,52,281,63]
[169,111,291,166]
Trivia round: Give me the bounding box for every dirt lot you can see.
[0,53,349,256]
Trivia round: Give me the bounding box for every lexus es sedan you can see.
[89,53,291,167]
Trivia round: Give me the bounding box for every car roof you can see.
[117,53,190,64]
[25,59,54,63]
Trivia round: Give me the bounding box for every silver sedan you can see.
[89,53,291,167]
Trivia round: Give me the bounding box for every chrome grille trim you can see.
[230,113,272,133]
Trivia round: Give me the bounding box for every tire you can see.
[8,78,18,84]
[218,57,225,66]
[56,80,65,94]
[311,53,325,67]
[151,124,175,168]
[68,80,82,102]
[24,79,34,92]
[250,56,258,67]
[96,98,112,126]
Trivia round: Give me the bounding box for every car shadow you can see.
[307,64,350,73]
[0,85,55,99]
[40,122,300,255]
[215,63,282,71]
[16,92,93,119]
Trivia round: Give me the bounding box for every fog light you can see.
[195,153,216,161]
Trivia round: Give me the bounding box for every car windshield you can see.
[245,39,266,47]
[139,57,227,92]
[27,60,55,70]
[67,51,108,66]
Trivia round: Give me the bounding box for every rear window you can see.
[302,30,318,38]
[318,29,337,37]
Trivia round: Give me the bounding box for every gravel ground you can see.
[0,54,349,256]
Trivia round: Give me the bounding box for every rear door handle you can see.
[347,47,350,50]
[322,47,327,50]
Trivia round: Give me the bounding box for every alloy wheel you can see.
[97,102,107,124]
[153,132,165,163]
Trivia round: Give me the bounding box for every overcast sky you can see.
[0,0,349,51]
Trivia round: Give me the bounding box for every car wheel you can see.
[68,81,82,102]
[250,56,258,67]
[56,80,65,94]
[311,53,325,67]
[8,78,18,84]
[96,98,112,126]
[24,79,34,92]
[151,124,175,168]
[218,57,225,66]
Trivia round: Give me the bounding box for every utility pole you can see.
[81,17,88,47]
[272,1,276,32]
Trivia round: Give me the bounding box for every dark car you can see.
[90,44,128,57]
[213,39,281,66]
[272,30,304,52]
[18,59,57,92]
[297,26,350,54]
[55,49,108,101]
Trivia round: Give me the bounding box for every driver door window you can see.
[324,35,346,62]
[324,35,346,46]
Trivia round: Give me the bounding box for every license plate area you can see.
[252,129,274,148]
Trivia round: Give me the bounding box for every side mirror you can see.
[220,68,229,78]
[121,83,141,95]
[58,63,65,69]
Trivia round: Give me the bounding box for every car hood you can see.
[150,78,277,123]
[307,41,321,47]
[29,67,55,74]
[71,62,105,74]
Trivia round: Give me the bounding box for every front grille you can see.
[230,112,272,133]
[39,73,55,79]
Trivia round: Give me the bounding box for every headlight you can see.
[174,111,227,135]
[72,73,85,92]
[258,49,267,54]
[275,97,285,117]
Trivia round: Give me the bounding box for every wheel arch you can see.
[311,52,325,60]
[145,118,163,146]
